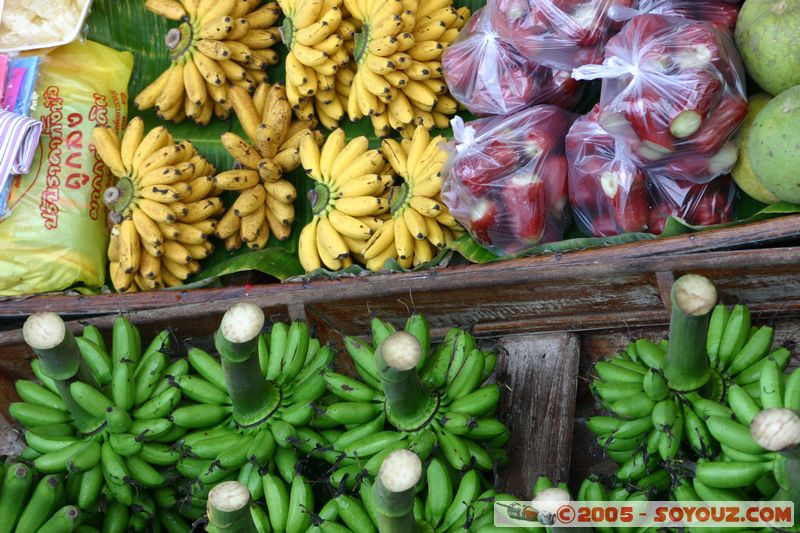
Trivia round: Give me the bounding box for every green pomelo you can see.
[736,0,800,96]
[732,93,780,204]
[748,85,800,203]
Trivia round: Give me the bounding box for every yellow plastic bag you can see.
[0,39,134,295]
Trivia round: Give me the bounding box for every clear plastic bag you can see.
[491,0,635,70]
[566,105,650,237]
[633,0,740,29]
[572,13,747,184]
[442,6,584,116]
[646,174,736,234]
[441,105,577,254]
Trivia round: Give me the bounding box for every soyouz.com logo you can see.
[493,500,794,528]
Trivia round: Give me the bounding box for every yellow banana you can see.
[264,209,291,241]
[246,2,281,28]
[297,217,322,272]
[179,197,222,223]
[110,261,136,292]
[264,180,297,204]
[132,209,164,247]
[425,216,446,249]
[175,222,209,245]
[215,209,242,240]
[163,240,192,265]
[118,219,141,274]
[265,194,295,226]
[157,221,180,240]
[155,62,186,113]
[231,185,267,217]
[193,53,226,86]
[328,208,374,240]
[294,0,324,29]
[401,205,428,241]
[93,127,126,178]
[394,214,414,260]
[365,240,396,272]
[213,169,260,190]
[240,29,281,50]
[335,196,388,217]
[108,228,120,262]
[240,205,266,243]
[300,131,323,181]
[145,0,187,20]
[135,69,171,111]
[336,174,388,197]
[335,149,385,185]
[317,216,348,260]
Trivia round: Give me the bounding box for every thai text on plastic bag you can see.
[0,39,134,296]
[441,105,577,255]
[572,13,747,184]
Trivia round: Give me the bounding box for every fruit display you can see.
[492,0,634,69]
[586,274,792,498]
[93,118,222,291]
[442,6,584,117]
[378,126,463,268]
[343,0,468,137]
[572,13,747,184]
[297,128,392,272]
[1,300,528,532]
[322,315,509,476]
[441,105,576,254]
[735,0,800,96]
[566,105,737,237]
[215,83,322,250]
[137,0,280,124]
[277,0,353,126]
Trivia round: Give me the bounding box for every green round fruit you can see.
[732,93,780,204]
[748,85,800,203]
[736,0,800,96]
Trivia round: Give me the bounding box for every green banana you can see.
[0,463,34,532]
[111,361,135,411]
[133,349,168,405]
[324,371,381,402]
[9,402,71,427]
[445,348,485,401]
[717,304,750,370]
[176,374,230,404]
[15,379,67,411]
[77,463,104,510]
[263,473,290,531]
[70,381,114,418]
[447,384,500,417]
[170,403,230,428]
[109,433,143,457]
[266,322,289,382]
[35,506,81,533]
[405,313,430,371]
[76,336,113,386]
[15,474,63,532]
[187,347,227,391]
[706,304,730,368]
[424,457,452,528]
[727,325,774,376]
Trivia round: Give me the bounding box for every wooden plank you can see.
[495,333,580,495]
[2,215,800,318]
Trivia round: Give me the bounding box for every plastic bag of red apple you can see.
[490,0,635,70]
[441,106,577,255]
[571,13,747,184]
[442,6,584,116]
[566,106,651,237]
[646,174,736,234]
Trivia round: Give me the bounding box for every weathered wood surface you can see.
[2,212,800,319]
[496,333,581,495]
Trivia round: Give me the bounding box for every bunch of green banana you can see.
[11,312,216,531]
[586,275,790,496]
[174,303,334,517]
[317,314,508,478]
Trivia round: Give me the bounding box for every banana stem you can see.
[532,488,582,533]
[207,481,259,533]
[22,313,103,433]
[23,313,81,380]
[376,332,437,431]
[663,275,717,392]
[751,409,800,511]
[216,303,279,427]
[373,450,421,533]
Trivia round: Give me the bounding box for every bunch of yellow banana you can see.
[278,0,355,127]
[93,118,223,292]
[297,128,395,272]
[342,0,468,137]
[372,125,462,269]
[137,0,282,125]
[215,83,323,251]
